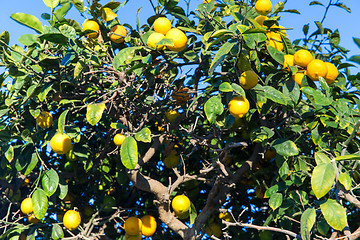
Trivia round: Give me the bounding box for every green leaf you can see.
[135,127,152,143]
[335,154,360,161]
[311,163,336,199]
[24,153,39,175]
[314,21,324,35]
[310,1,324,6]
[113,47,140,70]
[51,224,64,239]
[32,188,48,220]
[300,208,316,240]
[263,86,287,105]
[267,45,284,65]
[5,145,14,162]
[72,0,84,12]
[58,110,69,133]
[74,59,85,79]
[11,13,43,33]
[317,219,329,236]
[58,178,68,200]
[231,83,245,96]
[315,152,331,165]
[204,95,223,124]
[120,136,138,169]
[86,103,106,126]
[334,3,351,13]
[250,126,274,143]
[189,202,197,225]
[349,55,360,65]
[42,169,59,197]
[38,83,53,102]
[39,33,67,44]
[43,0,60,9]
[271,139,299,156]
[338,173,351,191]
[269,193,282,210]
[320,199,347,231]
[209,41,236,76]
[110,122,127,129]
[18,34,38,46]
[353,37,360,49]
[219,82,233,92]
[279,161,289,180]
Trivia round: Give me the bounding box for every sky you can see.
[0,0,359,60]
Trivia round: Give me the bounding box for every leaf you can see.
[24,153,39,175]
[189,202,197,225]
[250,126,274,143]
[58,178,68,200]
[314,21,324,35]
[32,188,48,220]
[303,24,309,36]
[263,86,287,105]
[269,193,282,210]
[38,83,53,102]
[72,0,84,12]
[314,151,331,165]
[320,199,347,231]
[209,41,236,76]
[219,82,233,92]
[231,83,245,96]
[334,3,351,13]
[42,169,59,197]
[113,47,140,70]
[18,34,38,46]
[267,45,285,65]
[5,145,14,162]
[110,122,127,129]
[279,161,289,180]
[39,33,67,44]
[349,55,360,65]
[51,224,64,239]
[335,154,360,161]
[338,173,351,191]
[311,163,336,199]
[271,139,299,156]
[353,37,360,49]
[310,1,323,6]
[204,95,223,124]
[120,136,138,169]
[43,0,60,9]
[86,103,105,126]
[58,110,69,133]
[11,13,43,33]
[135,128,151,143]
[74,59,85,79]
[300,208,316,240]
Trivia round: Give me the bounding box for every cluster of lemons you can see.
[123,215,157,239]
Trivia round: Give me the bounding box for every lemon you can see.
[113,133,126,146]
[172,195,191,219]
[164,150,180,168]
[228,96,250,118]
[165,109,180,123]
[255,0,272,16]
[27,214,40,223]
[124,217,142,236]
[283,55,294,71]
[63,210,81,230]
[110,25,127,44]
[219,212,234,222]
[240,70,258,89]
[50,132,72,155]
[306,59,328,81]
[153,17,172,35]
[141,215,157,237]
[292,70,306,85]
[294,49,313,68]
[267,32,283,51]
[165,28,188,52]
[324,62,338,84]
[255,15,268,27]
[147,32,165,50]
[83,20,99,38]
[21,198,33,215]
[36,111,53,128]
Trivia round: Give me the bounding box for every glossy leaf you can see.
[315,151,331,164]
[32,188,48,219]
[135,127,152,143]
[263,86,288,105]
[300,208,316,240]
[320,199,347,231]
[43,0,59,9]
[51,224,64,239]
[250,126,274,143]
[311,163,335,199]
[42,169,59,197]
[271,139,299,156]
[113,47,140,70]
[338,172,351,190]
[24,153,39,175]
[11,13,43,33]
[120,136,138,169]
[269,193,282,210]
[204,95,223,124]
[335,154,360,161]
[209,41,236,76]
[86,103,105,126]
[267,45,284,65]
[219,82,233,92]
[58,110,69,133]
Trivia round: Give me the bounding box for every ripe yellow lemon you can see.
[153,17,172,35]
[240,70,258,89]
[219,212,234,222]
[50,133,72,155]
[164,150,180,168]
[283,55,294,71]
[255,0,272,16]
[110,25,127,44]
[113,133,126,146]
[27,214,40,223]
[36,111,53,129]
[165,28,188,52]
[270,25,287,36]
[124,217,142,236]
[172,195,191,218]
[205,222,222,238]
[172,87,191,104]
[203,0,217,12]
[147,32,165,50]
[267,32,283,51]
[21,198,33,215]
[292,70,306,85]
[83,20,99,38]
[228,96,250,118]
[141,215,157,237]
[165,109,180,123]
[306,59,328,81]
[294,49,313,68]
[63,210,81,230]
[103,7,117,21]
[255,15,268,27]
[324,62,338,84]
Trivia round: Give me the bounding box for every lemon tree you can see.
[0,0,360,240]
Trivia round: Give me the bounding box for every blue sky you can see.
[0,0,359,56]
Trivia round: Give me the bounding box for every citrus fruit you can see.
[165,109,180,123]
[101,195,116,212]
[153,17,172,35]
[240,70,258,89]
[36,111,53,129]
[21,198,33,215]
[124,217,142,236]
[228,96,250,118]
[172,195,191,218]
[255,0,272,16]
[110,25,127,44]
[102,7,117,21]
[283,54,294,71]
[292,70,306,85]
[125,233,142,240]
[82,20,99,38]
[306,59,328,81]
[113,133,126,146]
[164,150,180,168]
[27,214,40,223]
[205,222,222,238]
[267,32,283,51]
[50,132,72,155]
[270,25,287,36]
[172,87,191,104]
[219,212,234,222]
[255,15,268,27]
[203,0,217,12]
[141,215,157,237]
[324,62,338,84]
[63,210,81,230]
[294,49,313,68]
[147,32,165,50]
[165,28,188,52]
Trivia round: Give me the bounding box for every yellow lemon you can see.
[124,217,142,236]
[283,55,294,71]
[153,17,172,35]
[50,133,72,155]
[228,96,250,118]
[36,111,53,129]
[240,70,258,89]
[83,20,99,38]
[255,15,268,27]
[21,198,33,215]
[306,59,328,81]
[172,195,191,219]
[324,62,338,84]
[164,150,180,168]
[141,215,157,237]
[63,210,81,230]
[165,109,180,123]
[110,25,127,44]
[292,70,306,85]
[27,214,40,223]
[267,32,283,51]
[165,28,188,52]
[255,0,272,16]
[147,32,165,50]
[113,133,126,146]
[294,49,313,68]
[219,212,234,222]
